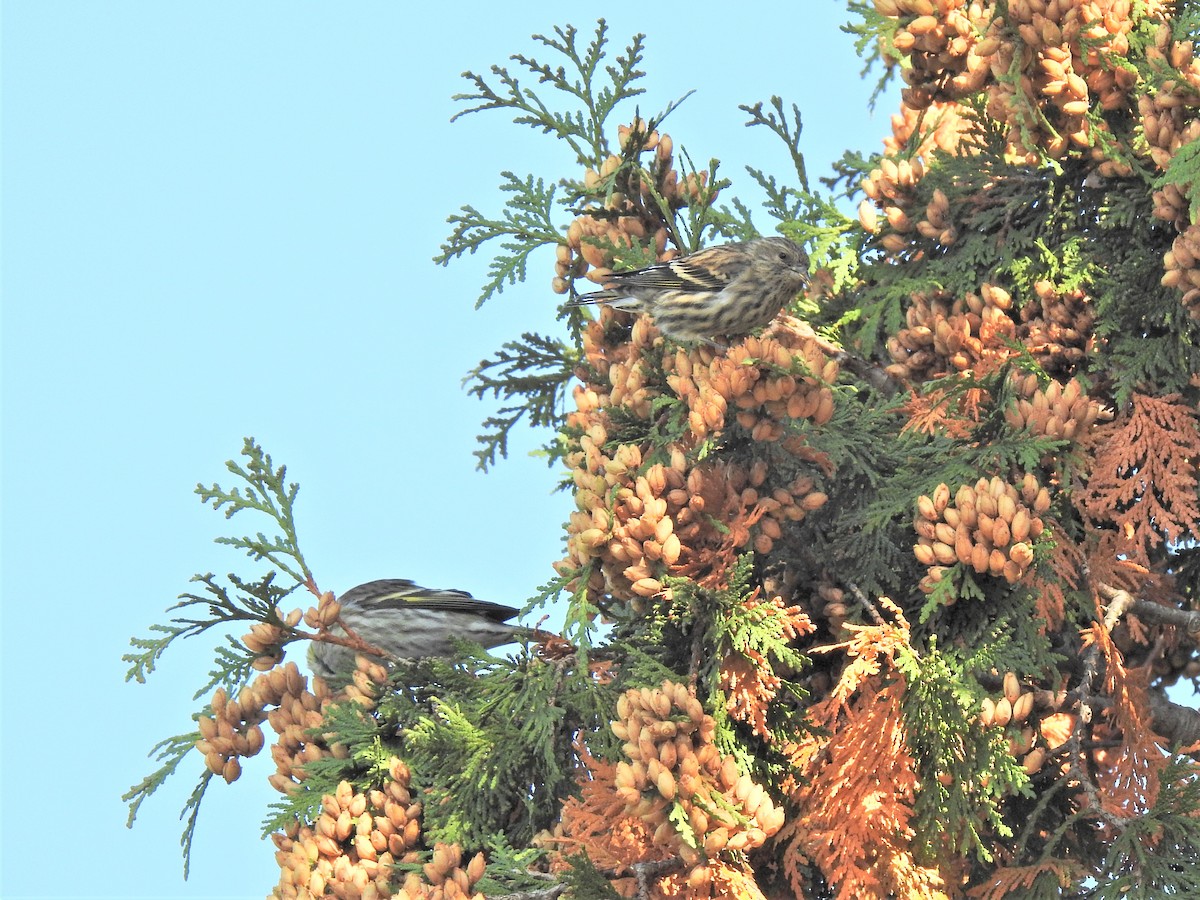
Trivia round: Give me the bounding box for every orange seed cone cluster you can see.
[612,682,786,868]
[885,281,1096,388]
[1154,33,1200,325]
[720,592,815,739]
[914,475,1051,589]
[269,655,390,795]
[884,0,993,107]
[562,315,835,610]
[198,653,393,796]
[666,323,838,442]
[885,284,1017,382]
[195,645,456,899]
[1005,372,1104,441]
[857,99,977,249]
[196,661,316,786]
[875,0,1165,168]
[553,120,711,295]
[861,153,932,256]
[869,1,1200,327]
[1142,24,1200,310]
[396,843,487,900]
[269,759,472,900]
[978,672,1077,777]
[1018,281,1095,375]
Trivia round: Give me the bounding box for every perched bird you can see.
[568,236,810,343]
[307,578,526,680]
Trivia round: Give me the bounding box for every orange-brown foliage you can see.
[1087,618,1170,819]
[777,601,950,898]
[1078,393,1200,566]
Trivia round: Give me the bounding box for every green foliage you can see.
[896,640,1032,865]
[438,172,566,309]
[260,699,386,836]
[840,1,902,106]
[451,20,653,166]
[711,561,809,686]
[437,19,688,307]
[398,646,616,849]
[196,437,314,588]
[655,557,809,785]
[470,835,554,896]
[124,437,315,874]
[125,573,297,694]
[464,331,579,471]
[125,438,315,695]
[121,734,210,878]
[948,603,1066,682]
[558,567,611,653]
[1091,759,1200,898]
[558,852,627,899]
[801,393,960,596]
[660,152,737,252]
[741,97,810,194]
[1056,169,1200,404]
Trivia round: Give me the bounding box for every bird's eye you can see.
[778,252,789,262]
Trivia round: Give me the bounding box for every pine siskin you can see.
[307,578,526,679]
[568,236,809,343]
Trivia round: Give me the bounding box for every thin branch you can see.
[785,318,904,395]
[633,858,683,899]
[1064,583,1132,830]
[844,580,887,626]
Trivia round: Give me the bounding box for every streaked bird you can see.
[307,578,526,679]
[568,236,809,343]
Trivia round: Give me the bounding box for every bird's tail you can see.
[564,289,617,308]
[566,289,645,312]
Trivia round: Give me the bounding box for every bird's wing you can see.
[606,244,751,292]
[341,579,520,621]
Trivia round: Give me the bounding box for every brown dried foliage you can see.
[780,601,951,898]
[1077,393,1200,567]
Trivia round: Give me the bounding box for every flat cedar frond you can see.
[552,744,668,873]
[777,600,948,897]
[782,677,946,900]
[719,590,813,740]
[811,595,912,716]
[703,861,770,900]
[965,860,1080,899]
[1078,393,1200,566]
[1090,620,1169,820]
[1084,530,1154,596]
[901,387,977,438]
[1030,522,1087,629]
[959,385,990,422]
[1026,571,1068,632]
[719,651,776,740]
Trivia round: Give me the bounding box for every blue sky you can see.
[2,4,897,897]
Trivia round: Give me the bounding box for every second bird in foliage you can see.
[568,236,810,343]
[307,578,526,680]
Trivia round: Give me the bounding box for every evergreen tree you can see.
[126,6,1200,897]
